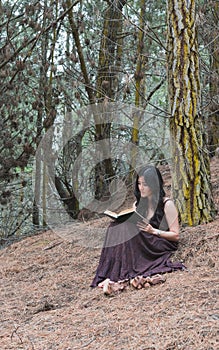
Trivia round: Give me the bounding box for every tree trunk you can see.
[33,0,49,227]
[167,0,215,225]
[208,2,219,156]
[55,175,79,218]
[130,0,146,175]
[94,0,127,199]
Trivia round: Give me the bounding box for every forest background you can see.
[0,0,218,241]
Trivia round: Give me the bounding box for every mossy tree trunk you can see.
[167,0,215,226]
[208,2,219,156]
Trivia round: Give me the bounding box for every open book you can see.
[104,208,148,224]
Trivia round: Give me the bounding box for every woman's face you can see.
[138,176,152,198]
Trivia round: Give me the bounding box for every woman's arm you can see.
[137,200,180,242]
[158,200,180,242]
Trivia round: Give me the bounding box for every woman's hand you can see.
[137,221,156,234]
[136,201,180,242]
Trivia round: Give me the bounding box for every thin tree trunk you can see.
[167,0,215,225]
[65,0,95,104]
[33,0,48,227]
[130,0,146,174]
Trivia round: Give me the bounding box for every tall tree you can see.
[130,0,146,171]
[65,0,127,200]
[93,0,127,199]
[167,0,215,225]
[196,0,219,156]
[208,2,219,155]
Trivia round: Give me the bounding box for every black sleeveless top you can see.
[149,198,172,231]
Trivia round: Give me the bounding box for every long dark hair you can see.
[134,165,166,227]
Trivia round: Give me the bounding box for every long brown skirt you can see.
[91,221,184,287]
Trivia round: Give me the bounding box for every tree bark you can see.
[208,2,219,156]
[94,0,127,199]
[167,0,215,225]
[130,0,146,173]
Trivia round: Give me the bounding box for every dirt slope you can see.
[0,158,218,350]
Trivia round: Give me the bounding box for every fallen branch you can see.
[43,241,62,250]
[72,336,96,349]
[11,325,23,344]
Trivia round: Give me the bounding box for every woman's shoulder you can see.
[163,197,173,204]
[163,197,177,212]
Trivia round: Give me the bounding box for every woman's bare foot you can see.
[103,279,129,296]
[130,276,145,289]
[98,278,110,288]
[130,274,166,289]
[147,274,166,285]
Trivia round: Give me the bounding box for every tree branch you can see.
[0,0,81,70]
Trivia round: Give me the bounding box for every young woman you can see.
[91,165,185,295]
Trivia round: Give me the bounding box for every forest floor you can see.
[0,157,218,350]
